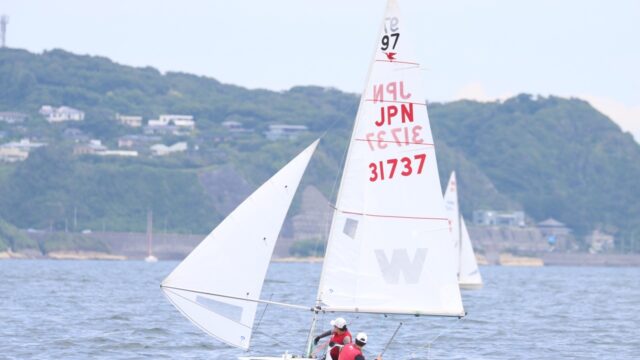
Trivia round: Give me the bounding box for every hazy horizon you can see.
[2,0,638,140]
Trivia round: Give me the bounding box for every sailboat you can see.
[145,209,158,263]
[161,0,464,358]
[443,172,483,289]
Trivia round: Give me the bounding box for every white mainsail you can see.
[316,0,464,317]
[161,140,319,350]
[443,172,483,289]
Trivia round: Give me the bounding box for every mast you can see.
[147,209,153,258]
[305,3,391,357]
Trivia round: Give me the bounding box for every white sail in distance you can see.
[443,171,483,289]
[161,140,319,350]
[316,0,464,317]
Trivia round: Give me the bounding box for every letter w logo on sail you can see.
[374,248,428,284]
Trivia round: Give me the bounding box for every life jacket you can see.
[329,330,352,360]
[337,344,363,360]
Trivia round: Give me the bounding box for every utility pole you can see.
[1,15,8,48]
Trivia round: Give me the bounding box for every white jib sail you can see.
[161,140,319,349]
[444,171,483,288]
[316,0,464,317]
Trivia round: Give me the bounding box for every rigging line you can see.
[160,285,313,311]
[254,294,273,333]
[312,338,331,357]
[414,315,467,360]
[379,322,403,357]
[252,327,295,350]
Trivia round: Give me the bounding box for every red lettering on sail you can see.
[373,84,384,103]
[375,103,414,126]
[371,81,412,103]
[368,153,428,182]
[364,125,427,150]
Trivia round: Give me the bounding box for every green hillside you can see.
[0,48,638,249]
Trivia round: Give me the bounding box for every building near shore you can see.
[473,210,526,227]
[587,230,615,253]
[537,218,576,251]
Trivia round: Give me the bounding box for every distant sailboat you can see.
[161,0,464,358]
[443,172,483,289]
[145,209,158,263]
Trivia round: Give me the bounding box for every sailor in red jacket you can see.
[313,317,352,360]
[338,333,382,360]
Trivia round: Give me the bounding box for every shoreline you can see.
[2,251,640,267]
[0,251,127,261]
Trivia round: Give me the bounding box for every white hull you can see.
[145,255,158,263]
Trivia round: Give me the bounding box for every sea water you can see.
[1,261,639,359]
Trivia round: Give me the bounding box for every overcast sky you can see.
[2,0,639,141]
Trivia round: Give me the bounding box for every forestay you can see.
[161,140,319,349]
[316,0,464,317]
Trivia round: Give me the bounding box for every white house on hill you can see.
[150,142,188,156]
[116,114,143,127]
[265,124,308,140]
[40,105,85,122]
[148,114,195,129]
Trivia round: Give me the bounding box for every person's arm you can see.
[313,330,333,345]
[342,335,351,345]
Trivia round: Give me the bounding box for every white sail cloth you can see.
[162,140,319,349]
[316,0,464,317]
[443,171,483,288]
